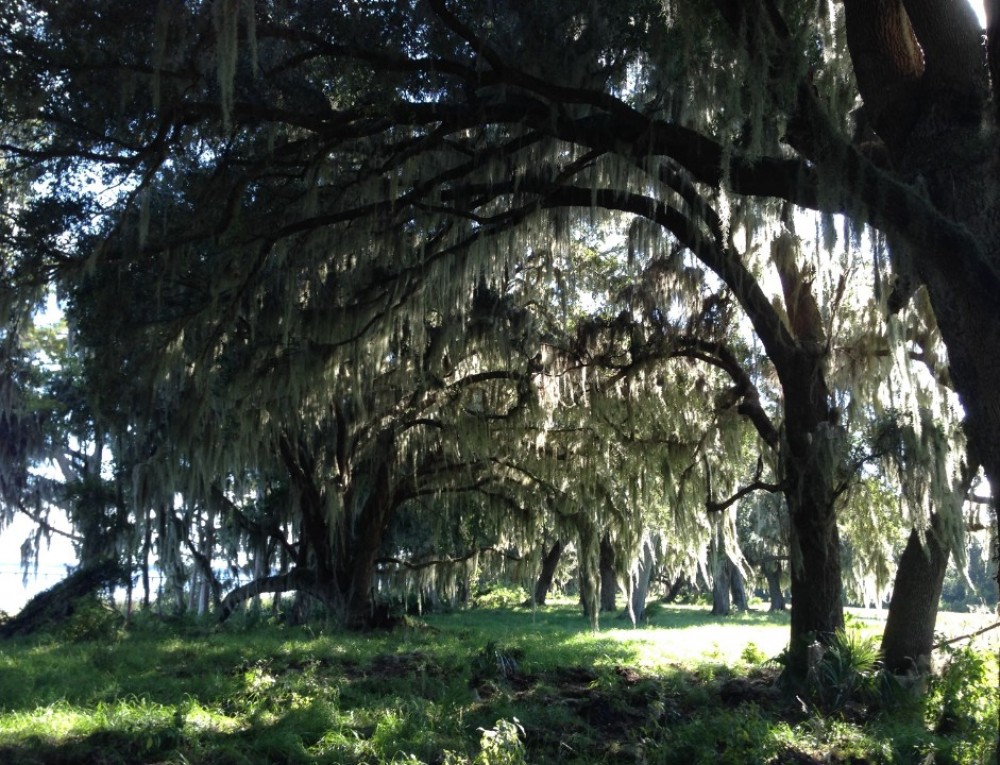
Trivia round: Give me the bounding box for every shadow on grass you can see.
[0,656,804,765]
[2,604,986,764]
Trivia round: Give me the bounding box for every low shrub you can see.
[470,585,528,610]
[62,597,124,643]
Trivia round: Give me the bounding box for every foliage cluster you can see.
[0,603,996,765]
[800,628,889,717]
[470,586,530,611]
[60,596,125,643]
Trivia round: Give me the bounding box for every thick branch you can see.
[844,0,925,147]
[218,569,315,622]
[706,455,785,513]
[15,502,83,542]
[706,478,786,514]
[901,0,984,97]
[524,182,799,377]
[988,0,1000,118]
[670,336,781,449]
[376,545,524,571]
[934,620,1000,649]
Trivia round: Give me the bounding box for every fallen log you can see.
[0,560,130,639]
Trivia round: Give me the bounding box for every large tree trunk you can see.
[881,512,951,674]
[770,265,844,676]
[709,221,844,675]
[526,540,563,606]
[278,432,398,629]
[711,560,732,616]
[780,391,845,678]
[784,476,844,676]
[333,435,398,628]
[841,4,1000,754]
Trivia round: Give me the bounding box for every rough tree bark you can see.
[881,512,951,674]
[711,557,748,615]
[836,3,1000,751]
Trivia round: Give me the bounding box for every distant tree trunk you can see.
[141,505,153,609]
[456,575,469,608]
[599,534,617,612]
[730,561,748,611]
[273,526,290,616]
[711,566,732,616]
[709,533,731,616]
[187,571,198,613]
[579,568,597,620]
[764,558,786,611]
[250,533,274,613]
[881,512,951,674]
[577,517,600,625]
[710,556,747,614]
[124,551,134,620]
[627,539,655,623]
[526,540,562,606]
[662,575,687,603]
[198,504,216,616]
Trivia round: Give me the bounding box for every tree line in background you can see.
[1,0,998,699]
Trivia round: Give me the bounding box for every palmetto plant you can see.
[807,629,883,716]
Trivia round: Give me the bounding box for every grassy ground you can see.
[0,598,996,764]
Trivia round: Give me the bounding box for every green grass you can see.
[0,601,995,764]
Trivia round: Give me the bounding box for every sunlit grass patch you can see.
[0,604,995,764]
[442,600,794,671]
[596,609,791,669]
[0,699,93,740]
[181,699,243,735]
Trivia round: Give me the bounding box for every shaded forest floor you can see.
[0,599,996,764]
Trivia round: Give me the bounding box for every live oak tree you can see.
[0,0,994,687]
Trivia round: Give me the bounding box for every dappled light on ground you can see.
[0,604,996,763]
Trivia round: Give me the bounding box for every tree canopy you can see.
[0,0,995,684]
